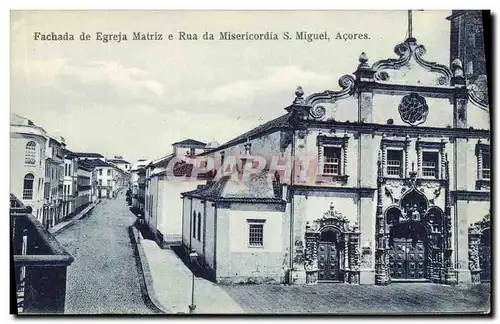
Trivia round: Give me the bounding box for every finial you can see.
[359,52,369,67]
[329,202,334,211]
[295,86,304,98]
[451,58,464,78]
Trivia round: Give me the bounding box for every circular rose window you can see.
[398,93,429,126]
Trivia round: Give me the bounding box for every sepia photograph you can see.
[9,9,491,315]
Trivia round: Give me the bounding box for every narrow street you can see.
[55,192,155,314]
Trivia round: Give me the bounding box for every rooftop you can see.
[172,138,207,147]
[72,152,105,158]
[199,113,292,156]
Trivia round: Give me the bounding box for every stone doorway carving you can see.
[377,186,446,284]
[304,203,360,284]
[469,214,491,283]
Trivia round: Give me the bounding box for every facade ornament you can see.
[294,86,305,105]
[468,74,489,109]
[451,59,464,78]
[358,52,369,68]
[304,74,356,110]
[371,38,452,85]
[398,93,429,126]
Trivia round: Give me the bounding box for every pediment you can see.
[371,38,452,87]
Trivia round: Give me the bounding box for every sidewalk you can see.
[133,228,244,314]
[49,201,99,235]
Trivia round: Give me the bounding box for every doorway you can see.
[317,230,341,282]
[387,222,428,281]
[479,228,491,282]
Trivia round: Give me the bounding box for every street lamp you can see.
[188,249,198,313]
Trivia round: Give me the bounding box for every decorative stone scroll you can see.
[304,203,360,284]
[468,224,482,284]
[302,75,356,120]
[469,74,489,109]
[371,38,452,86]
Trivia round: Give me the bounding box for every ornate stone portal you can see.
[304,203,360,284]
[468,214,491,283]
[375,154,455,285]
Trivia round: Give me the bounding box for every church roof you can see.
[199,113,292,156]
[182,170,285,204]
[172,139,206,147]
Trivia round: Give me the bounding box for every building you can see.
[10,114,48,224]
[44,134,65,228]
[75,160,94,212]
[108,156,131,172]
[143,139,211,246]
[180,12,490,285]
[130,159,150,214]
[61,148,77,220]
[80,159,118,199]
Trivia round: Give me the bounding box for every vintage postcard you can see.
[10,10,491,315]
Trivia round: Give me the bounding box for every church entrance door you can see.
[387,222,428,281]
[479,228,491,282]
[317,230,341,282]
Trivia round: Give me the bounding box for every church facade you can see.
[181,13,490,285]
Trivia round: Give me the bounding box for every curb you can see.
[128,226,170,314]
[49,202,97,235]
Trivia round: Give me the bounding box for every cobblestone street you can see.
[55,194,155,314]
[223,282,491,314]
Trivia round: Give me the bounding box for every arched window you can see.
[23,174,35,200]
[192,211,197,239]
[25,141,36,165]
[197,212,202,241]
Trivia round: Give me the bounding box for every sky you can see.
[10,10,451,163]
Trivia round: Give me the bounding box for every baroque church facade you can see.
[181,11,490,285]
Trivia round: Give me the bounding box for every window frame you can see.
[317,135,349,182]
[421,151,440,179]
[381,138,410,179]
[386,149,404,178]
[476,141,490,189]
[25,141,37,165]
[23,173,35,200]
[247,219,265,248]
[192,211,197,239]
[416,139,446,180]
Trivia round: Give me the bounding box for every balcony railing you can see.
[11,194,74,314]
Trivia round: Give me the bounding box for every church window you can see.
[422,152,439,178]
[416,140,446,180]
[192,211,197,239]
[197,212,202,241]
[476,142,490,181]
[323,147,341,175]
[386,150,403,177]
[317,135,349,180]
[481,151,490,180]
[248,219,265,247]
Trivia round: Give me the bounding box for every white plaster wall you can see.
[181,197,192,247]
[229,209,283,253]
[157,179,205,241]
[204,202,216,269]
[10,133,46,220]
[299,194,358,226]
[372,94,454,128]
[467,104,490,130]
[316,96,359,123]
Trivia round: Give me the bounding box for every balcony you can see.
[11,194,74,314]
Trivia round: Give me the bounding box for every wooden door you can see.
[388,238,426,280]
[318,241,340,281]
